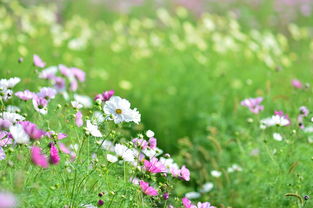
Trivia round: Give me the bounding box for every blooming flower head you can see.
[33,54,46,68]
[37,87,57,100]
[182,198,193,208]
[0,112,25,124]
[39,66,58,80]
[0,77,20,89]
[299,106,309,116]
[50,143,60,165]
[86,120,102,137]
[71,67,85,82]
[149,137,157,149]
[0,132,13,147]
[9,124,30,144]
[15,90,34,101]
[132,138,149,149]
[103,96,141,124]
[144,157,167,173]
[74,94,92,108]
[0,191,17,208]
[260,111,291,128]
[19,121,46,140]
[114,144,137,162]
[31,146,49,168]
[241,97,264,114]
[0,147,5,160]
[75,111,83,127]
[94,90,114,102]
[139,180,158,196]
[106,154,118,163]
[180,165,190,181]
[32,96,48,114]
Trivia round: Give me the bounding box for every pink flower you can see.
[132,138,148,149]
[18,121,45,140]
[241,97,264,114]
[144,157,166,173]
[196,202,216,208]
[94,90,114,102]
[59,143,76,161]
[37,87,57,100]
[0,131,13,146]
[0,147,5,160]
[71,67,85,82]
[31,146,49,168]
[33,54,46,68]
[52,77,66,91]
[75,111,83,127]
[0,191,17,208]
[0,119,11,129]
[70,79,78,91]
[180,165,190,181]
[149,137,157,149]
[292,79,303,89]
[15,90,34,101]
[32,96,48,114]
[139,180,158,196]
[50,143,60,165]
[182,198,193,208]
[46,131,67,140]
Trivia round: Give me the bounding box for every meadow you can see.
[1,0,313,207]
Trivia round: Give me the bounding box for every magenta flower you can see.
[18,121,45,140]
[71,67,85,82]
[52,76,66,91]
[50,143,60,165]
[0,131,12,146]
[31,146,49,168]
[139,180,158,196]
[144,157,167,173]
[241,97,264,114]
[15,90,34,101]
[292,79,303,89]
[75,111,83,127]
[94,90,114,102]
[37,87,57,100]
[33,54,46,68]
[149,137,157,149]
[299,106,309,116]
[163,192,169,200]
[182,198,193,208]
[180,165,190,181]
[132,138,148,149]
[0,191,17,208]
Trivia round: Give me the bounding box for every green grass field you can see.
[1,0,313,207]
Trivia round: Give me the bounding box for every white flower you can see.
[97,140,114,152]
[92,111,105,124]
[146,130,155,138]
[0,77,20,89]
[227,164,243,173]
[10,124,30,144]
[185,192,201,199]
[80,204,97,208]
[39,66,58,79]
[211,170,222,178]
[71,101,83,109]
[0,112,25,123]
[199,182,214,193]
[142,147,163,158]
[273,133,283,141]
[106,154,118,163]
[86,120,102,137]
[114,144,137,162]
[260,115,290,128]
[103,96,141,124]
[0,147,5,160]
[6,105,21,113]
[0,89,13,101]
[159,157,179,171]
[74,94,92,108]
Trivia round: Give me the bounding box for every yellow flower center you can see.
[115,109,122,114]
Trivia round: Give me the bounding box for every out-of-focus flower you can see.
[37,87,57,100]
[75,111,83,127]
[292,79,303,89]
[149,137,157,149]
[94,90,114,102]
[241,97,264,114]
[199,182,214,193]
[86,120,102,137]
[33,54,46,68]
[10,124,30,144]
[227,164,243,172]
[0,112,25,124]
[171,165,190,181]
[32,96,48,115]
[185,192,201,199]
[163,192,169,200]
[139,180,158,196]
[211,170,222,178]
[273,133,283,141]
[114,144,137,162]
[0,77,20,89]
[106,154,118,163]
[0,147,5,160]
[132,138,148,149]
[15,90,34,101]
[146,130,155,138]
[19,121,45,140]
[50,143,60,165]
[31,146,49,168]
[6,106,20,113]
[144,157,167,173]
[0,191,17,208]
[182,197,193,208]
[260,111,291,128]
[103,96,141,124]
[74,94,92,108]
[71,101,83,109]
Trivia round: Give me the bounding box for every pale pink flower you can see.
[37,87,57,100]
[0,147,5,160]
[149,137,157,149]
[18,121,45,140]
[132,138,148,149]
[0,119,11,129]
[32,96,48,114]
[180,165,190,181]
[139,180,158,196]
[144,157,167,173]
[0,131,12,146]
[75,111,83,127]
[33,54,46,68]
[241,97,264,114]
[31,146,49,168]
[0,191,17,208]
[71,67,85,82]
[50,143,60,165]
[15,90,34,101]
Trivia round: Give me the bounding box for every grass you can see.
[1,0,313,207]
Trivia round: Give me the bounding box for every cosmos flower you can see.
[0,147,5,160]
[211,170,222,178]
[71,67,85,82]
[9,124,30,144]
[50,143,60,165]
[86,120,102,137]
[171,165,190,181]
[71,101,83,109]
[33,54,46,68]
[185,192,201,199]
[74,94,93,108]
[37,87,57,100]
[199,182,214,193]
[273,133,283,141]
[146,130,155,138]
[241,97,264,114]
[103,96,141,124]
[291,79,302,89]
[149,137,157,149]
[0,112,25,124]
[139,180,158,196]
[114,144,137,162]
[144,157,167,173]
[94,90,114,102]
[0,191,17,208]
[260,111,291,128]
[0,77,21,89]
[106,154,118,163]
[31,146,49,168]
[32,96,48,115]
[18,121,46,140]
[0,132,13,147]
[75,111,83,127]
[15,90,34,101]
[39,66,58,80]
[132,138,149,149]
